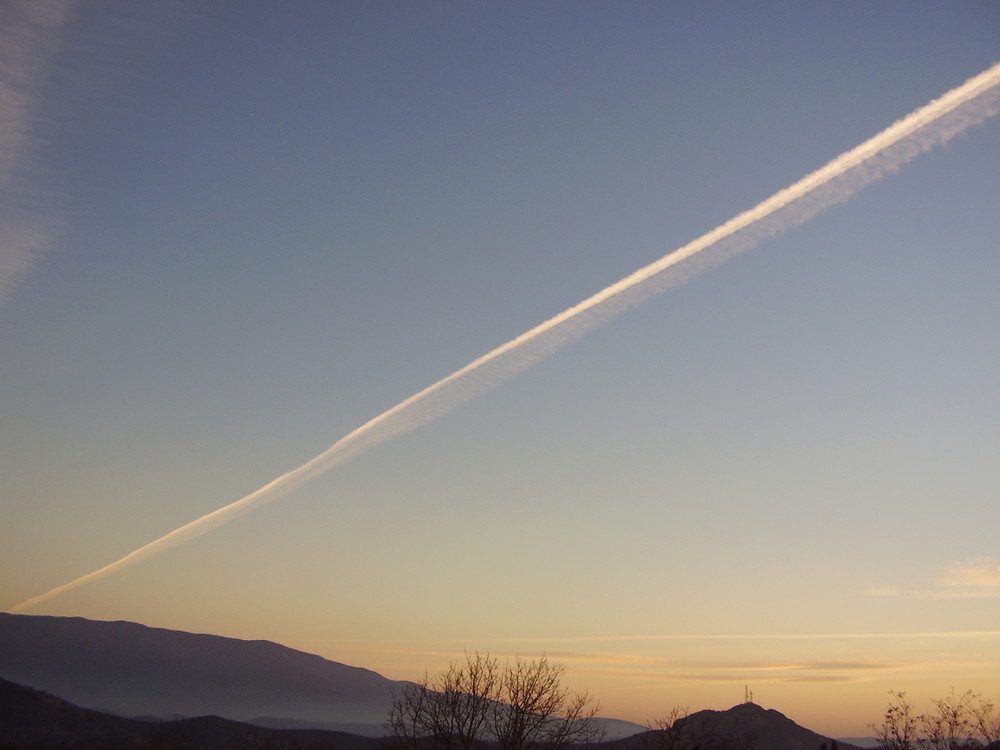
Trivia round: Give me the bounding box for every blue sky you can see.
[2,0,999,736]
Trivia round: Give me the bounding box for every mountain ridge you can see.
[0,675,873,750]
[0,612,401,730]
[0,676,379,750]
[0,614,646,739]
[0,614,870,748]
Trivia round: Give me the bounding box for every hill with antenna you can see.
[613,702,868,750]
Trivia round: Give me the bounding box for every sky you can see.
[2,0,999,738]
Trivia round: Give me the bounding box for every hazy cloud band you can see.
[0,0,72,309]
[10,61,1000,613]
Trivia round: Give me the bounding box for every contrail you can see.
[11,62,1000,613]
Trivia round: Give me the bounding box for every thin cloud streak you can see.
[578,668,878,686]
[476,631,1000,644]
[10,62,1000,613]
[925,590,1000,600]
[679,674,867,685]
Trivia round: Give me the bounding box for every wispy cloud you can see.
[926,589,1000,600]
[303,641,996,690]
[780,661,896,672]
[868,557,1000,600]
[580,659,908,686]
[388,654,906,686]
[941,556,1000,589]
[0,0,72,309]
[474,631,1000,643]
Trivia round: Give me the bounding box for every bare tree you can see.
[541,690,605,750]
[920,690,977,750]
[641,707,691,750]
[873,690,1000,750]
[388,653,603,750]
[871,692,919,750]
[970,695,1000,746]
[389,679,442,750]
[492,656,602,750]
[443,652,501,750]
[388,655,497,750]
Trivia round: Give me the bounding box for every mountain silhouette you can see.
[0,676,149,749]
[0,614,646,740]
[615,702,867,750]
[0,676,872,750]
[0,675,381,750]
[1,614,869,748]
[0,613,401,733]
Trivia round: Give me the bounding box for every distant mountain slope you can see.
[612,703,867,750]
[0,676,380,750]
[595,718,649,741]
[837,738,880,748]
[0,676,868,750]
[0,613,402,729]
[0,676,150,749]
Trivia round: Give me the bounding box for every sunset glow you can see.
[2,1,998,739]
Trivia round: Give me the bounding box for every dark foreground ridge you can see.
[0,676,378,750]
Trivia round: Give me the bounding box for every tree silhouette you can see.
[388,653,603,750]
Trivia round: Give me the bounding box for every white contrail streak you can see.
[11,62,1000,613]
